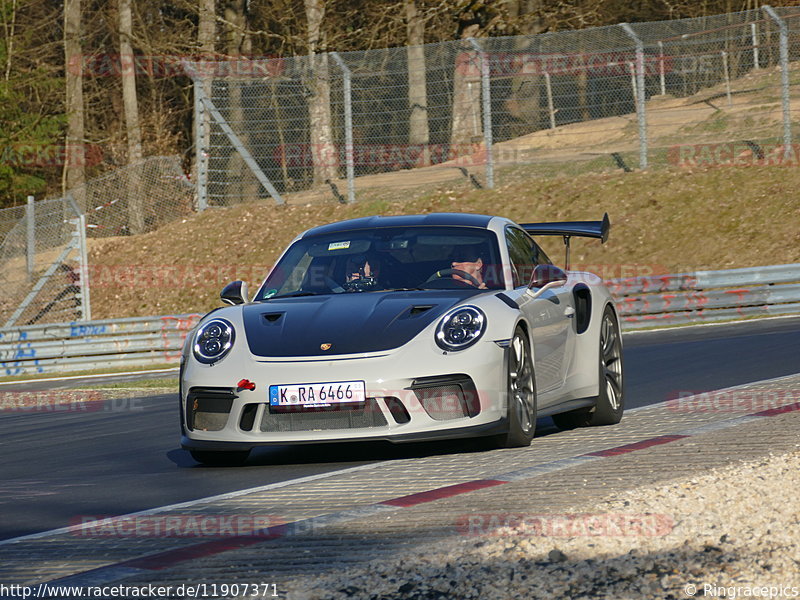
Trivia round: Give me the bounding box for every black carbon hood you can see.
[242,291,478,357]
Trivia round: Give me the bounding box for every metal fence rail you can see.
[1,264,798,378]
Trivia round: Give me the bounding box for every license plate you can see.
[269,380,366,408]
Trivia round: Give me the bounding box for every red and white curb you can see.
[28,399,800,596]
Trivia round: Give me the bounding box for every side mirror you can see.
[530,264,568,289]
[220,280,249,306]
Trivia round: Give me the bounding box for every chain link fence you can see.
[189,6,800,207]
[0,156,193,328]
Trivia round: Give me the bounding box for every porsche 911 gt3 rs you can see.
[180,213,623,465]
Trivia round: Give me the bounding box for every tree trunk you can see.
[305,0,338,185]
[198,0,215,55]
[450,23,482,157]
[194,0,215,210]
[506,0,545,136]
[223,0,259,204]
[405,0,429,166]
[64,0,85,211]
[118,0,145,234]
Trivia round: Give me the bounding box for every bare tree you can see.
[305,0,338,185]
[2,0,17,82]
[505,0,546,135]
[450,22,482,154]
[118,0,145,233]
[406,0,430,165]
[63,0,85,209]
[198,0,216,54]
[224,0,260,203]
[194,0,215,208]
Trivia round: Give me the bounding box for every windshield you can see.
[255,226,505,300]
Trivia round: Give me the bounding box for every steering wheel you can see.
[425,268,481,287]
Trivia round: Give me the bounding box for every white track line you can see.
[0,367,179,387]
[0,461,388,547]
[622,313,800,336]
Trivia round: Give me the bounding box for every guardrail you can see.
[1,263,798,377]
[609,263,800,328]
[0,314,201,377]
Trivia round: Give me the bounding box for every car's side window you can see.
[533,240,553,266]
[505,227,536,288]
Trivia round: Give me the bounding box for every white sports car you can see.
[180,213,623,465]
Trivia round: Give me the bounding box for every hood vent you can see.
[409,305,434,317]
[261,312,284,325]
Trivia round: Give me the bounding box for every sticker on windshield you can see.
[328,241,351,251]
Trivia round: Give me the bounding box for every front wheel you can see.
[495,327,537,448]
[190,449,251,467]
[553,305,624,430]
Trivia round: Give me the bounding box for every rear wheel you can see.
[495,327,537,448]
[190,449,251,467]
[553,305,624,430]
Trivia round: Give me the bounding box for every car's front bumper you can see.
[180,338,508,449]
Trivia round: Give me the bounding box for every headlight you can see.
[435,305,486,351]
[193,318,235,364]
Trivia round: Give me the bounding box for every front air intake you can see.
[410,374,480,420]
[186,387,235,431]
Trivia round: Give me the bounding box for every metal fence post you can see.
[468,38,494,189]
[544,72,556,130]
[621,23,648,170]
[77,213,91,322]
[194,76,209,212]
[26,196,34,282]
[331,52,355,203]
[762,6,793,158]
[721,51,732,107]
[751,22,760,69]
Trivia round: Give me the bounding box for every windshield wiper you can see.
[268,291,321,299]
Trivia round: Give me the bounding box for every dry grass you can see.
[87,163,800,319]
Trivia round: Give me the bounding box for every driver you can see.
[451,248,488,289]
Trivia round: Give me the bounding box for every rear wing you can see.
[521,213,610,243]
[520,213,610,270]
